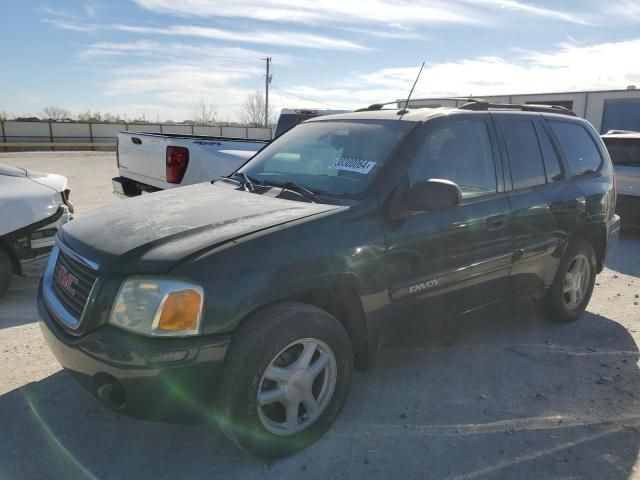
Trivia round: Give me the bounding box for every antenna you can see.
[398,61,425,115]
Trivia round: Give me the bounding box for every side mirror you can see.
[406,179,462,212]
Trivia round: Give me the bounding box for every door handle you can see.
[486,215,507,230]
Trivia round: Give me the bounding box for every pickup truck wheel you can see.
[218,302,353,458]
[545,238,596,323]
[0,248,13,300]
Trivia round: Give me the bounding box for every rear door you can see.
[494,113,583,292]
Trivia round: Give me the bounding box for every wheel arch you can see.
[236,279,370,372]
[572,222,606,273]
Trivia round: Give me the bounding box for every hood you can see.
[59,182,344,272]
[27,171,68,193]
[0,167,67,236]
[0,164,27,177]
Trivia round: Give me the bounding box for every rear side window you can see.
[500,119,546,189]
[602,138,640,167]
[549,121,603,177]
[536,124,563,182]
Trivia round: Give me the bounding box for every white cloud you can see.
[282,38,640,108]
[466,0,588,25]
[132,0,482,25]
[113,24,368,51]
[79,41,288,63]
[79,37,640,122]
[42,18,100,33]
[132,0,588,26]
[44,17,367,51]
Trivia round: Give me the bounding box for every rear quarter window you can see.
[549,121,603,177]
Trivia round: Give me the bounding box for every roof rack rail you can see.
[354,101,402,112]
[458,100,577,116]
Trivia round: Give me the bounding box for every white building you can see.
[403,87,640,133]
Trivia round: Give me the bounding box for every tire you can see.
[545,238,596,323]
[0,248,13,300]
[217,302,353,459]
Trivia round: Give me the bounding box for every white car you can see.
[601,131,640,224]
[112,109,349,197]
[0,164,73,299]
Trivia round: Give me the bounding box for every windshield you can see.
[239,120,415,198]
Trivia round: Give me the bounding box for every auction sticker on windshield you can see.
[331,157,377,174]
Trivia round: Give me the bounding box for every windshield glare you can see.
[239,120,414,197]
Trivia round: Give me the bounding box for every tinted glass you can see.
[241,120,414,197]
[501,119,546,189]
[601,98,640,133]
[603,138,640,167]
[549,121,602,177]
[408,119,496,199]
[536,124,563,182]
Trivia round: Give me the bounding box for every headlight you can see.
[109,277,204,337]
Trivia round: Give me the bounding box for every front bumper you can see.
[38,281,230,422]
[604,214,621,267]
[616,194,640,224]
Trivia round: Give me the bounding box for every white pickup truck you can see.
[112,109,347,197]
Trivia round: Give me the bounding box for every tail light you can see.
[166,146,189,184]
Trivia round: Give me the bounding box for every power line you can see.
[271,85,352,110]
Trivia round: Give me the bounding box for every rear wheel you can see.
[217,302,353,458]
[0,248,13,300]
[545,238,596,323]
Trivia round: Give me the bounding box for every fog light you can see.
[148,350,188,364]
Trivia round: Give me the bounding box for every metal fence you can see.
[0,121,274,152]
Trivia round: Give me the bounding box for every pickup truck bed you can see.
[113,131,268,197]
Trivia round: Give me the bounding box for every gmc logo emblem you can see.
[55,263,78,296]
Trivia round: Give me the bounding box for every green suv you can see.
[38,102,620,458]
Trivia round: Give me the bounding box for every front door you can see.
[381,114,513,341]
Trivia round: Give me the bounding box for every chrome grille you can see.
[44,242,99,329]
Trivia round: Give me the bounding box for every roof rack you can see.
[354,101,402,112]
[458,100,577,116]
[603,129,639,135]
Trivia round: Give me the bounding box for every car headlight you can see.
[109,277,204,337]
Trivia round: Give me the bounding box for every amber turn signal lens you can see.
[157,289,202,332]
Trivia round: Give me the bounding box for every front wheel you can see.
[545,238,596,323]
[217,303,353,458]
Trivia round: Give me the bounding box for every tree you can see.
[77,110,100,122]
[192,96,217,125]
[239,90,272,127]
[0,111,8,122]
[42,106,71,121]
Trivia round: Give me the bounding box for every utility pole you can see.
[262,57,272,128]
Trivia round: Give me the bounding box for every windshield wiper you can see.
[227,171,261,191]
[263,180,321,203]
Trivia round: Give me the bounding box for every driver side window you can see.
[408,119,498,200]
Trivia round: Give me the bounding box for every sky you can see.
[1,0,640,122]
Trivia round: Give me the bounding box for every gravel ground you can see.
[1,152,640,480]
